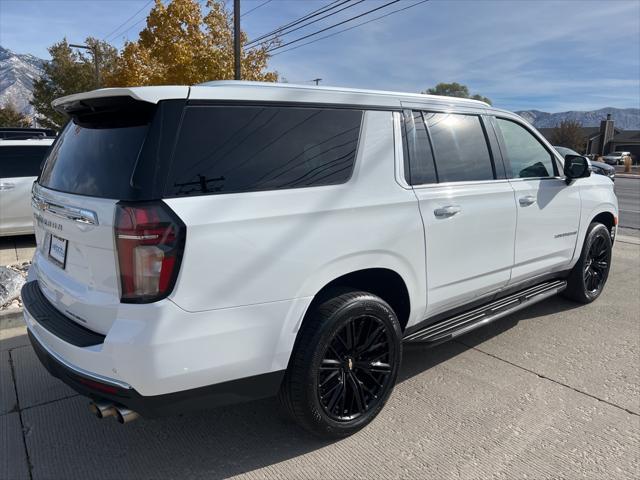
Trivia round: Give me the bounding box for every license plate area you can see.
[48,234,68,269]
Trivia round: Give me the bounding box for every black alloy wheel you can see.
[279,290,402,438]
[564,222,612,303]
[583,233,610,295]
[318,315,393,421]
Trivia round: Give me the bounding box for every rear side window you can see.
[0,145,50,178]
[496,118,556,178]
[424,113,494,183]
[166,106,362,196]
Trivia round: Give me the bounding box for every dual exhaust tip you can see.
[89,401,139,424]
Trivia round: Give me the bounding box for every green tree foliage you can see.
[106,0,278,86]
[30,38,118,129]
[423,82,492,105]
[0,103,31,128]
[550,120,585,153]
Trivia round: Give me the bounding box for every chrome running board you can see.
[404,279,567,343]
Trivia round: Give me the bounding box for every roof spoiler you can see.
[52,86,190,115]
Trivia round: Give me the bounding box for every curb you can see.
[0,307,24,331]
[615,174,640,179]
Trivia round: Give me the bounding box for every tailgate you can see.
[32,184,120,334]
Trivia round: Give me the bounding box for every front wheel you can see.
[563,222,612,303]
[279,291,402,438]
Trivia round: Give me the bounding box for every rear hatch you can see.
[32,93,186,334]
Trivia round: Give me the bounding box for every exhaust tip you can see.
[89,401,117,419]
[115,407,140,424]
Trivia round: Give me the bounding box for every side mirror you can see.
[564,154,590,184]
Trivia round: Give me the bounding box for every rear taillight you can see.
[115,202,186,303]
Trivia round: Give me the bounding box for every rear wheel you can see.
[563,222,612,303]
[279,291,402,438]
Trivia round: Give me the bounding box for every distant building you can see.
[538,114,640,158]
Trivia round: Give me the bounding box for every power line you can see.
[248,0,366,48]
[267,0,402,53]
[271,0,431,56]
[246,0,347,47]
[104,0,153,41]
[242,0,272,18]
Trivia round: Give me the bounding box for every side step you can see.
[404,279,567,344]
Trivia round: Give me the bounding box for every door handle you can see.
[434,205,461,218]
[519,195,536,207]
[0,183,15,191]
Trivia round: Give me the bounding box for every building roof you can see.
[613,130,640,142]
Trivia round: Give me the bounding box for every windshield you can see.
[554,146,580,158]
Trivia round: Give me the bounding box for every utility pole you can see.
[312,78,322,85]
[234,0,241,80]
[70,43,101,88]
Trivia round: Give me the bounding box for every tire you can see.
[279,290,402,438]
[563,222,612,304]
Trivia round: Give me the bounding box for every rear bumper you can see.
[28,328,284,417]
[22,280,310,415]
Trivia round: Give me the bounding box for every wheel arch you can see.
[302,267,412,332]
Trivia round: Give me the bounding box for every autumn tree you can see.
[550,120,585,153]
[106,0,278,87]
[423,82,492,105]
[31,38,119,129]
[0,103,31,128]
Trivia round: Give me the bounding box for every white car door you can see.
[0,142,50,236]
[402,110,517,318]
[491,117,581,283]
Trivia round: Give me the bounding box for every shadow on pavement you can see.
[1,294,584,479]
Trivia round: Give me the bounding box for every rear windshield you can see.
[0,145,51,178]
[39,123,148,198]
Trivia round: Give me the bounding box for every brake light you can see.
[115,202,186,303]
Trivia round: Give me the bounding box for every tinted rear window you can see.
[166,105,362,196]
[0,145,50,178]
[39,123,148,198]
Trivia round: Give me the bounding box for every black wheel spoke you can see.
[317,313,394,422]
[347,372,366,413]
[326,371,345,412]
[320,359,341,370]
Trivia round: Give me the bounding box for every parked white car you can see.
[23,82,618,437]
[0,137,54,236]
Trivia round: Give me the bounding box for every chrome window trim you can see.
[32,191,99,225]
[411,178,511,189]
[392,111,412,189]
[27,326,132,390]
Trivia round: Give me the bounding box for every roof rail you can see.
[0,127,57,140]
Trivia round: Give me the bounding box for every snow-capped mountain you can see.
[0,46,44,117]
[515,107,640,130]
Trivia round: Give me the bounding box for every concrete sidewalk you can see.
[1,240,638,479]
[0,235,35,266]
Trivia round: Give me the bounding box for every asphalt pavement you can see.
[615,176,640,230]
[1,239,639,479]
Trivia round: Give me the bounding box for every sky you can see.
[0,0,639,112]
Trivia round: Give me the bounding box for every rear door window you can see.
[402,110,438,185]
[166,105,363,196]
[424,113,495,183]
[495,118,557,178]
[0,145,50,178]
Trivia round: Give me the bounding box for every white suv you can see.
[23,82,618,437]
[0,136,54,236]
